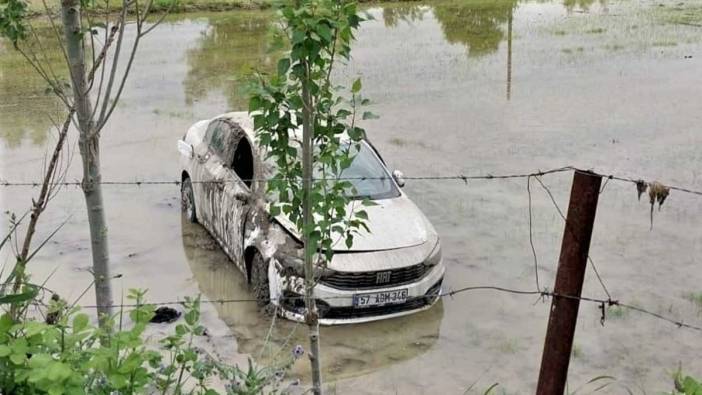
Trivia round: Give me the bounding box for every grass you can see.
[607,305,629,320]
[571,343,583,359]
[585,27,606,34]
[496,338,520,354]
[25,0,417,16]
[647,2,702,27]
[388,137,407,146]
[26,0,270,16]
[683,291,702,308]
[652,40,678,47]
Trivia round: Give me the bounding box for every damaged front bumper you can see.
[270,263,445,325]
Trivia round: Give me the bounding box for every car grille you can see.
[320,278,442,320]
[320,263,432,290]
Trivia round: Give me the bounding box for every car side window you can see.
[231,137,254,188]
[205,120,227,158]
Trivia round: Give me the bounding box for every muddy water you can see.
[2,0,702,393]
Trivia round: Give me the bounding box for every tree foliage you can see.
[0,289,300,394]
[249,0,373,263]
[0,0,27,46]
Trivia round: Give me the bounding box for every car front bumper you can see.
[272,262,445,325]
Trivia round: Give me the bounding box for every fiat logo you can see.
[376,271,391,284]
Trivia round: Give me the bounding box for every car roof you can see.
[215,111,258,144]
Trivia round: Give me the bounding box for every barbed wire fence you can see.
[1,166,701,194]
[3,166,702,323]
[3,165,702,390]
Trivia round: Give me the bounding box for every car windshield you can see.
[333,142,401,200]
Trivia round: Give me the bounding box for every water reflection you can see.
[0,31,67,147]
[381,4,427,28]
[433,0,518,58]
[183,11,277,110]
[180,215,444,381]
[563,0,607,13]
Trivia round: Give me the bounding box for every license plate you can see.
[353,289,408,308]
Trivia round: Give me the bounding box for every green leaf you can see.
[0,344,11,357]
[72,313,89,333]
[27,353,52,369]
[10,352,26,365]
[351,78,362,94]
[0,313,12,332]
[277,58,290,76]
[24,321,46,337]
[316,23,332,42]
[0,285,39,304]
[109,373,129,389]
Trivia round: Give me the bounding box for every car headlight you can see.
[424,239,442,266]
[276,250,334,279]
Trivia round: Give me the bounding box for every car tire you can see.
[250,251,271,309]
[181,177,197,223]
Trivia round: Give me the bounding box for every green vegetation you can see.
[654,3,702,27]
[381,3,425,28]
[183,11,277,111]
[585,27,605,34]
[0,24,67,147]
[571,343,583,359]
[682,291,702,308]
[433,0,517,57]
[248,0,373,391]
[672,367,702,395]
[496,338,520,354]
[0,286,300,394]
[652,41,679,47]
[607,305,629,320]
[22,0,422,16]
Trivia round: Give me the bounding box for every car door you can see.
[192,120,228,235]
[211,120,254,266]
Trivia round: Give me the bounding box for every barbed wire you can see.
[573,168,702,197]
[532,175,613,300]
[0,167,573,187]
[15,281,701,333]
[42,285,700,333]
[2,166,701,198]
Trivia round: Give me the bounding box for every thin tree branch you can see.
[41,0,72,72]
[97,0,128,125]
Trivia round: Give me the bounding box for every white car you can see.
[177,112,444,325]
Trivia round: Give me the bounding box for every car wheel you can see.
[181,177,197,223]
[250,251,271,309]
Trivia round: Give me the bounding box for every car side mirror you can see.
[233,188,250,202]
[392,170,405,188]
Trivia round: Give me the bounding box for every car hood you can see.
[274,195,435,252]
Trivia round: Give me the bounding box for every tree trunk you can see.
[61,0,113,327]
[301,63,323,395]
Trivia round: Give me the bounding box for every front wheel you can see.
[181,177,197,223]
[250,251,271,309]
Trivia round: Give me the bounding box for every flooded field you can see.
[2,0,702,393]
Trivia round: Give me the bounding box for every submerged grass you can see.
[607,305,629,320]
[682,292,702,308]
[655,3,702,27]
[25,0,423,16]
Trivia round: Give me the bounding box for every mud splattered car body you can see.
[178,112,444,324]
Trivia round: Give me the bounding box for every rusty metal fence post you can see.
[536,171,602,395]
